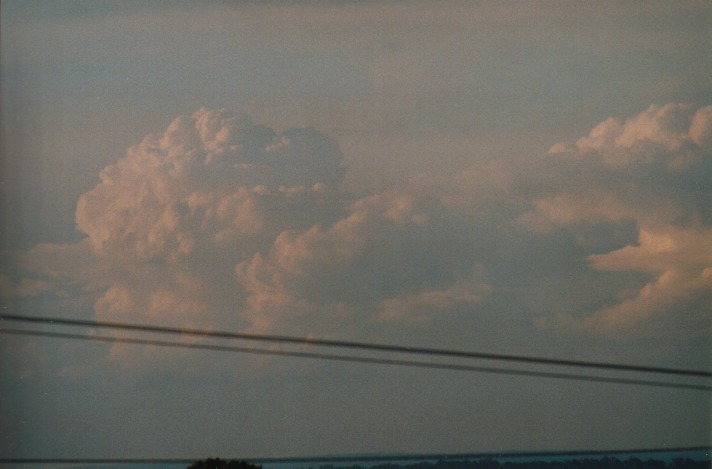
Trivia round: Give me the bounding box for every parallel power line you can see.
[1,313,710,378]
[2,328,711,391]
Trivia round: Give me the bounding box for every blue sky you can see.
[1,0,711,460]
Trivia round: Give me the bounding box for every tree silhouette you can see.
[187,457,261,469]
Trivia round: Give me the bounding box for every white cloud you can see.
[2,109,353,366]
[534,103,712,231]
[76,108,345,263]
[583,227,712,335]
[6,103,711,369]
[13,108,488,353]
[551,103,711,170]
[536,103,712,335]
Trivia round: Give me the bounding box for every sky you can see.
[1,0,711,461]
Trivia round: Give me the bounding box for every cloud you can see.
[375,282,484,324]
[521,106,709,239]
[76,108,345,263]
[550,103,711,170]
[539,103,712,228]
[583,226,712,336]
[12,108,488,356]
[533,103,712,336]
[0,274,56,299]
[0,109,350,368]
[6,103,711,372]
[234,190,486,333]
[85,110,344,320]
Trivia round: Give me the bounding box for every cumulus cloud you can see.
[550,103,712,169]
[235,190,484,332]
[11,107,487,358]
[6,102,711,370]
[538,103,712,228]
[584,227,712,335]
[73,109,350,334]
[532,103,712,335]
[76,108,345,263]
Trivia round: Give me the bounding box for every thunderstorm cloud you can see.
[5,103,711,367]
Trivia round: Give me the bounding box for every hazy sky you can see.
[1,0,711,460]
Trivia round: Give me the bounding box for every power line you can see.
[1,313,710,378]
[1,328,710,391]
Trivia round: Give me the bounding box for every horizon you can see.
[2,446,710,465]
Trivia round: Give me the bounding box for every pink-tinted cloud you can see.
[7,103,711,371]
[550,103,712,170]
[536,103,712,335]
[583,227,712,336]
[7,109,351,366]
[15,108,487,356]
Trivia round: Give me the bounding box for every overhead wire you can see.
[1,313,710,378]
[1,328,711,392]
[2,328,711,391]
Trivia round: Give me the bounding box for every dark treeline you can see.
[188,458,261,469]
[312,457,710,469]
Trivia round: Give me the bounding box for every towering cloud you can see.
[76,108,345,263]
[4,103,710,370]
[47,109,351,343]
[17,108,483,346]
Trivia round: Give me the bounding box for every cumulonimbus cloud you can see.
[70,108,353,336]
[11,108,485,352]
[4,103,710,369]
[76,108,346,263]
